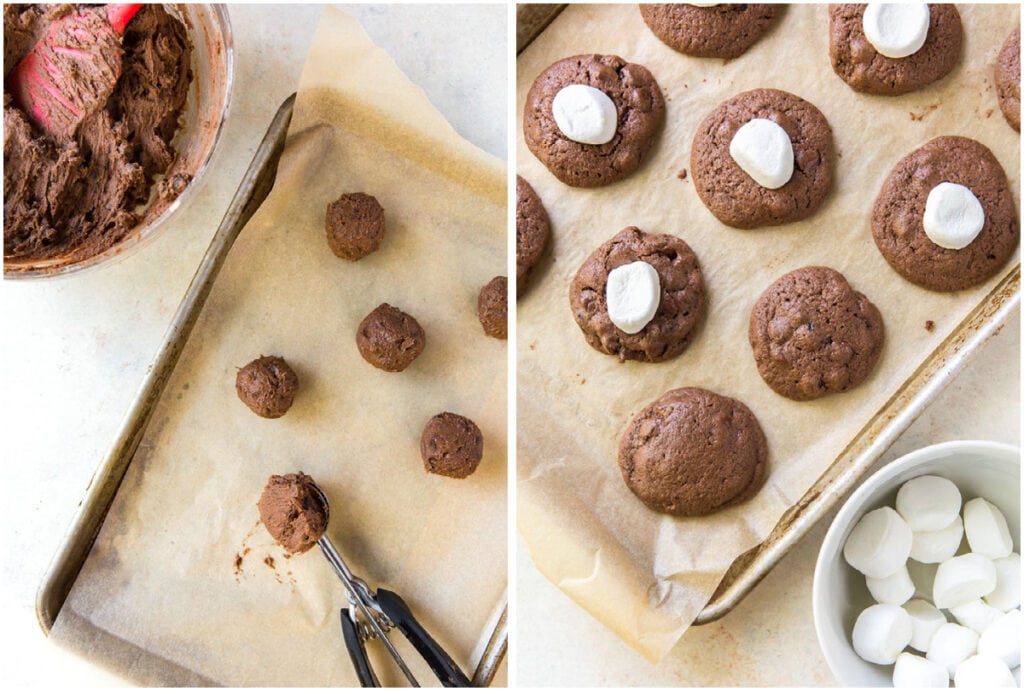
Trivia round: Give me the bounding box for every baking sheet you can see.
[50,8,507,686]
[516,3,1020,662]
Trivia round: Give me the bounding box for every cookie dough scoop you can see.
[6,4,142,137]
[299,480,472,687]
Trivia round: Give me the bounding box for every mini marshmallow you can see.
[963,498,1013,559]
[923,182,986,251]
[909,559,940,601]
[985,553,1021,611]
[897,475,962,531]
[953,654,1015,688]
[844,506,914,578]
[933,553,997,610]
[909,601,946,655]
[852,603,914,665]
[904,598,947,653]
[868,564,915,605]
[978,609,1021,669]
[893,652,949,688]
[606,261,661,334]
[911,516,964,564]
[728,118,794,189]
[551,84,617,145]
[927,623,979,678]
[862,3,931,59]
[950,599,1004,634]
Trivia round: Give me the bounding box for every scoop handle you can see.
[376,589,472,687]
[106,3,143,35]
[341,609,381,687]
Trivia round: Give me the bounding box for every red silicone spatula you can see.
[7,3,143,137]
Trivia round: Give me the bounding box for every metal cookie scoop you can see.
[307,483,472,688]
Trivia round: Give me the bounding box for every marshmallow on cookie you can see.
[552,84,618,145]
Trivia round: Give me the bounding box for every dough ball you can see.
[420,412,483,479]
[236,355,299,418]
[326,192,386,260]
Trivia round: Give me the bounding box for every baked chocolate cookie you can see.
[356,303,426,372]
[478,276,508,339]
[618,387,767,516]
[828,4,962,96]
[516,175,551,297]
[236,355,299,419]
[639,4,780,59]
[258,472,326,555]
[996,27,1020,132]
[569,226,705,363]
[523,54,665,188]
[690,88,834,229]
[749,267,884,401]
[325,193,385,260]
[871,136,1019,292]
[420,412,483,479]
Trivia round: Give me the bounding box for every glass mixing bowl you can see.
[3,4,234,279]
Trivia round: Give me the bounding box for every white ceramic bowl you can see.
[813,440,1021,687]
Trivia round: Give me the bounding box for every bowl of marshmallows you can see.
[813,440,1020,687]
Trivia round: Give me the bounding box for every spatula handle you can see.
[106,3,143,35]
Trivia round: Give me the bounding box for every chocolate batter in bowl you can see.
[3,4,233,278]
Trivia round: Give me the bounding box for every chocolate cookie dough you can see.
[325,192,386,260]
[569,227,705,363]
[618,387,767,516]
[4,4,193,266]
[828,4,962,96]
[356,303,426,372]
[420,412,483,479]
[639,4,780,59]
[236,355,299,419]
[996,27,1020,132]
[691,88,834,229]
[258,472,327,555]
[516,175,551,298]
[478,276,508,339]
[872,137,1019,292]
[749,267,884,401]
[523,54,665,188]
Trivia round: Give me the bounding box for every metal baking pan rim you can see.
[515,2,1021,626]
[34,93,507,686]
[694,265,1020,623]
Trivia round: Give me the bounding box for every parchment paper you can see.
[52,8,507,686]
[517,3,1020,662]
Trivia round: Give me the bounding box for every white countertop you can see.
[1,4,1019,688]
[516,310,1020,686]
[0,5,506,686]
